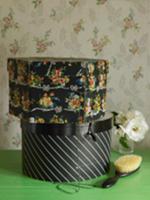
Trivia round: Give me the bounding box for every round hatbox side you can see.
[21,113,113,182]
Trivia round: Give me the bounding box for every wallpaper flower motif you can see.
[32,0,42,8]
[9,39,20,55]
[89,27,110,56]
[12,133,21,148]
[129,40,140,55]
[121,9,140,37]
[0,8,19,37]
[34,30,55,53]
[73,19,84,34]
[3,114,16,132]
[133,66,143,81]
[69,0,79,7]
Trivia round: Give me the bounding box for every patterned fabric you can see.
[8,58,109,123]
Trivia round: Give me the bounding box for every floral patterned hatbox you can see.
[8,58,109,124]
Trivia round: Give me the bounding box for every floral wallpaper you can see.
[0,0,149,149]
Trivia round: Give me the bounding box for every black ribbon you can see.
[21,114,113,137]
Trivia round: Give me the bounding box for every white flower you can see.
[120,118,149,142]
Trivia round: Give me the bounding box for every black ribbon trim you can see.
[21,115,113,137]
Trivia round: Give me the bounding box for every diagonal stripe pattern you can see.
[22,129,111,182]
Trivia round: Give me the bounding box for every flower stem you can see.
[119,135,130,149]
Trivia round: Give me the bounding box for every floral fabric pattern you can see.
[8,58,108,123]
[50,68,70,86]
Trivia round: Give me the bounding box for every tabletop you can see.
[0,150,150,200]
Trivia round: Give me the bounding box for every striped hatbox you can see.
[21,113,113,182]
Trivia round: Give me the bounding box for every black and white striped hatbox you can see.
[21,112,113,182]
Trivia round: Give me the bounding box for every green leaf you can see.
[119,136,129,149]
